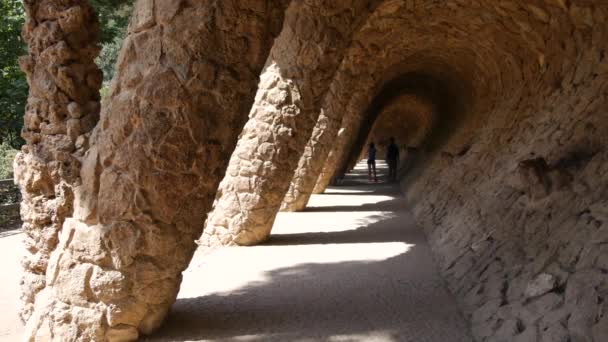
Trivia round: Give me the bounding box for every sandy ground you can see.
[0,163,472,341]
[0,230,24,342]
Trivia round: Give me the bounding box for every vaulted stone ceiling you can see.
[13,0,607,341]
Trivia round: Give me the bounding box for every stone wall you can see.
[403,70,608,341]
[13,0,608,341]
[392,3,608,341]
[292,1,608,341]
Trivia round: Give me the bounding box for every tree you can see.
[0,0,132,175]
[92,0,133,84]
[0,0,27,149]
[0,0,132,146]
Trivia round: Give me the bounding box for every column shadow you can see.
[144,167,471,342]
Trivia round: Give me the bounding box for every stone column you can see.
[21,1,286,340]
[313,100,367,194]
[313,152,337,194]
[281,107,342,211]
[201,1,379,247]
[14,0,103,322]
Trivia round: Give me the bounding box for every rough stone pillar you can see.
[283,92,434,211]
[281,107,342,211]
[20,1,286,340]
[14,0,103,322]
[278,70,355,211]
[313,98,369,194]
[201,1,379,247]
[313,154,336,194]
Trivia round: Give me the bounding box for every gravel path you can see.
[0,163,472,341]
[0,232,24,342]
[146,164,472,342]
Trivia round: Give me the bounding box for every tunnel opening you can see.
[9,1,608,341]
[339,67,474,185]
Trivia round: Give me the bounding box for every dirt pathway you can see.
[0,232,25,342]
[146,162,472,341]
[0,163,472,341]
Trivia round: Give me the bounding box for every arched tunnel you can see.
[341,70,467,178]
[11,0,608,341]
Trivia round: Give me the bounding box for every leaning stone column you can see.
[280,107,341,211]
[313,91,372,194]
[201,1,379,247]
[313,126,353,193]
[21,1,286,341]
[281,69,379,210]
[14,0,103,322]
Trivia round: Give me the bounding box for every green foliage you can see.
[92,0,132,84]
[91,0,132,45]
[0,0,133,150]
[0,142,18,179]
[97,35,126,84]
[0,0,27,149]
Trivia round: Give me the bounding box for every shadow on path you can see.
[144,163,472,342]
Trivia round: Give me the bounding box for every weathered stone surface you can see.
[282,94,434,211]
[13,0,608,341]
[15,0,102,323]
[292,1,608,341]
[19,0,287,340]
[200,0,382,247]
[524,273,557,299]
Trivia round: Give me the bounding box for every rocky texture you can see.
[282,93,434,212]
[353,95,434,168]
[13,0,608,341]
[388,3,608,342]
[292,1,608,341]
[200,0,381,247]
[19,0,286,340]
[311,95,374,196]
[14,0,102,323]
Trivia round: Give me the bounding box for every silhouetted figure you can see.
[386,137,399,182]
[367,142,378,182]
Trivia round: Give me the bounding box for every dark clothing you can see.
[367,146,376,162]
[387,143,399,182]
[386,143,399,161]
[387,159,398,169]
[367,145,377,182]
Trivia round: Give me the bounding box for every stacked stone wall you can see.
[286,2,608,340]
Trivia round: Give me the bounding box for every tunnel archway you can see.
[340,68,473,180]
[285,2,608,341]
[353,93,436,165]
[12,1,608,341]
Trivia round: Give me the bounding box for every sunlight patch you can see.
[328,331,399,342]
[273,211,398,235]
[180,242,414,298]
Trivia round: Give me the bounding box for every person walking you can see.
[367,142,378,182]
[386,137,400,182]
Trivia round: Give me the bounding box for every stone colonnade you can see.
[199,0,381,247]
[17,0,287,340]
[14,0,608,341]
